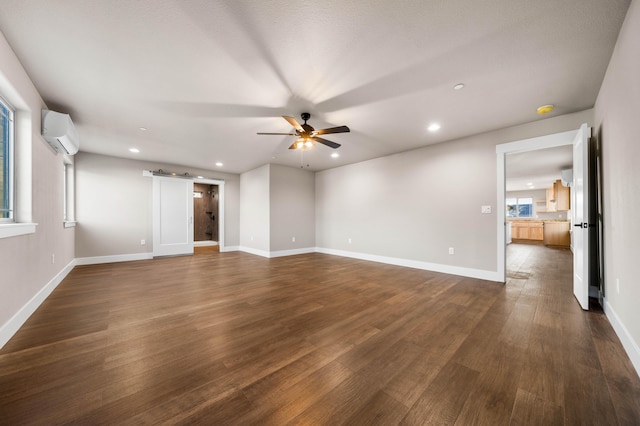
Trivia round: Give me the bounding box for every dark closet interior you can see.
[193,183,218,242]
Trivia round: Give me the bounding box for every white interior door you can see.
[153,176,194,257]
[572,123,591,310]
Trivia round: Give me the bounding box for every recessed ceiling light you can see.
[139,127,147,131]
[536,104,554,115]
[527,182,533,185]
[129,148,140,153]
[331,152,339,158]
[428,123,441,132]
[215,162,223,167]
[197,176,204,179]
[453,83,465,90]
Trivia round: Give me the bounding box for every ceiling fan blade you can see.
[283,116,304,133]
[314,137,341,149]
[313,125,350,136]
[257,132,297,136]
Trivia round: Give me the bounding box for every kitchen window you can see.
[506,197,533,218]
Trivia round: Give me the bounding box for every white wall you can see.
[594,0,640,374]
[239,164,270,252]
[270,164,315,252]
[316,109,593,279]
[0,31,75,347]
[75,152,240,259]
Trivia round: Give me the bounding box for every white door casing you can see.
[153,176,194,257]
[496,127,581,283]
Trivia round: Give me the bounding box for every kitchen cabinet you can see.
[538,180,570,212]
[510,221,543,241]
[554,180,570,211]
[543,221,571,247]
[529,224,544,240]
[545,187,557,212]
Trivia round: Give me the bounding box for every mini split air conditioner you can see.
[561,169,573,187]
[41,110,80,155]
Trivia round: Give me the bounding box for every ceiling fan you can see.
[257,112,350,150]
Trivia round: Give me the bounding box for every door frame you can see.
[194,177,226,251]
[495,129,578,282]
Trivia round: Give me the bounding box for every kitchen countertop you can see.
[507,219,569,222]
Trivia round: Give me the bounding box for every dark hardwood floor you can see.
[1,244,639,424]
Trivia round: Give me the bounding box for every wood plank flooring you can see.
[1,244,639,424]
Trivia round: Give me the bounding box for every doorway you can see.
[151,174,226,256]
[496,124,594,310]
[193,177,225,251]
[193,183,219,245]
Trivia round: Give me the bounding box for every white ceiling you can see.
[506,144,574,192]
[0,0,631,174]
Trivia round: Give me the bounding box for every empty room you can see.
[1,1,639,424]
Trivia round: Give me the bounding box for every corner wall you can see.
[239,164,270,254]
[239,163,315,256]
[594,0,640,375]
[270,164,315,252]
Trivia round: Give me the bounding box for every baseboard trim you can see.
[220,245,239,253]
[315,247,501,281]
[75,253,153,265]
[603,298,640,378]
[268,247,316,258]
[238,246,271,258]
[0,259,76,349]
[238,246,316,258]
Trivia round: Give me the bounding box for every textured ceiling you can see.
[0,0,631,174]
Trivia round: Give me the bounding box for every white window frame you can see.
[63,155,76,227]
[506,196,533,218]
[0,95,14,223]
[0,92,36,239]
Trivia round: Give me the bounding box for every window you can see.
[63,157,76,226]
[506,197,533,218]
[0,96,14,222]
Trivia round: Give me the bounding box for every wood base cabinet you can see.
[543,221,571,247]
[510,221,544,241]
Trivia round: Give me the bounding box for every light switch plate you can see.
[481,205,492,214]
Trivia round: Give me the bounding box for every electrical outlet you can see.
[140,239,146,245]
[481,205,492,214]
[51,253,55,264]
[292,236,296,242]
[616,278,620,295]
[251,235,254,241]
[348,238,352,244]
[449,247,455,255]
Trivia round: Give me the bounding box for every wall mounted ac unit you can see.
[41,110,80,155]
[561,169,573,187]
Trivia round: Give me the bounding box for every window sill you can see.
[63,221,77,228]
[0,222,38,239]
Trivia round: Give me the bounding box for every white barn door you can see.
[153,176,194,257]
